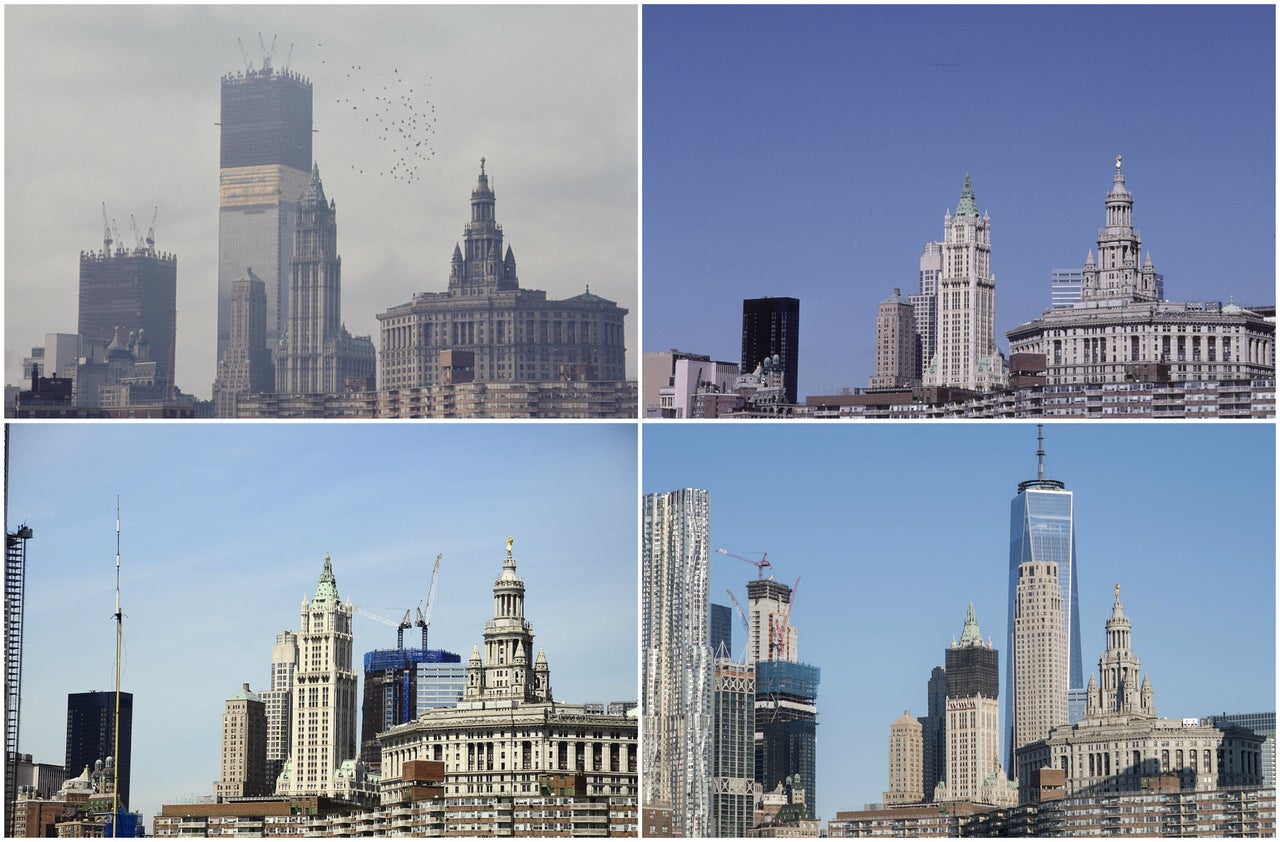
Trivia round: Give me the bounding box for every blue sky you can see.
[5,422,637,824]
[642,5,1276,398]
[643,422,1276,818]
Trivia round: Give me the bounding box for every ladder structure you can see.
[5,524,33,836]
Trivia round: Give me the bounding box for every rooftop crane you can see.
[772,576,802,661]
[716,548,772,580]
[101,203,113,254]
[145,207,157,250]
[415,553,442,649]
[236,37,255,75]
[725,588,752,662]
[353,606,413,648]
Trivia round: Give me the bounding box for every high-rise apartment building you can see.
[885,711,923,806]
[924,176,1005,391]
[711,657,755,837]
[943,605,1001,803]
[1005,427,1081,769]
[261,631,297,787]
[215,683,268,799]
[273,165,376,395]
[217,59,313,368]
[78,233,178,391]
[212,269,273,417]
[741,297,800,404]
[870,289,918,389]
[277,556,358,797]
[65,691,133,810]
[641,489,713,838]
[377,162,629,390]
[910,242,942,381]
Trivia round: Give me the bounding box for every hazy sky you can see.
[4,5,638,395]
[644,421,1276,819]
[643,4,1276,398]
[6,422,638,825]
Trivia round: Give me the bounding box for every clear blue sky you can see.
[642,5,1276,398]
[5,422,637,825]
[643,422,1276,818]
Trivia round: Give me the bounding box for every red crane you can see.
[715,548,773,580]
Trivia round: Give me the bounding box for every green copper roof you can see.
[313,553,340,606]
[958,602,982,646]
[955,174,978,216]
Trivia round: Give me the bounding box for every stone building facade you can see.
[215,683,268,799]
[1015,585,1267,801]
[212,269,273,417]
[376,539,637,804]
[262,631,298,787]
[273,164,376,397]
[870,289,918,389]
[277,556,360,798]
[378,162,628,389]
[942,605,1008,805]
[884,712,923,806]
[923,176,1006,391]
[1007,158,1275,385]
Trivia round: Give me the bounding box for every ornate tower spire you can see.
[1082,156,1157,303]
[958,602,983,646]
[464,537,552,704]
[451,158,517,294]
[1095,583,1153,718]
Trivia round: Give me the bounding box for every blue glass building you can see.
[1005,428,1082,770]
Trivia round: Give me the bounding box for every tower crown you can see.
[957,602,984,647]
[955,174,978,217]
[312,553,340,607]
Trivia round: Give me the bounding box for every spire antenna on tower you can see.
[1036,424,1046,481]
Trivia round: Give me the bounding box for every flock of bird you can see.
[330,57,439,184]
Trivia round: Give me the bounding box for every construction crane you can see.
[353,606,413,648]
[415,553,442,649]
[259,33,276,73]
[772,577,802,661]
[236,38,255,75]
[101,203,113,254]
[128,214,143,251]
[715,548,773,580]
[145,207,157,250]
[281,43,294,74]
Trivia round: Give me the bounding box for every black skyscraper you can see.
[219,65,313,171]
[65,691,133,810]
[741,297,799,404]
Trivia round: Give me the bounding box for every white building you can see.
[924,176,1007,391]
[262,631,297,787]
[1008,158,1274,386]
[276,556,360,798]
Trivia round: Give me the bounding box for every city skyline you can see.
[5,5,638,395]
[642,422,1275,817]
[4,423,637,825]
[643,5,1275,398]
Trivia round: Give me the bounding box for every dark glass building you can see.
[755,659,819,819]
[359,648,461,769]
[1005,428,1082,769]
[741,297,799,404]
[219,64,312,171]
[78,244,178,390]
[710,602,732,659]
[65,691,133,810]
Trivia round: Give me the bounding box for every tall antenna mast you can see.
[1036,424,1046,481]
[112,497,122,837]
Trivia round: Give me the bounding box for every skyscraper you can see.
[78,231,178,391]
[919,666,947,803]
[277,555,357,797]
[870,288,918,389]
[65,691,133,810]
[212,268,273,417]
[748,577,820,820]
[215,683,268,799]
[923,176,1005,391]
[884,711,923,806]
[261,630,297,789]
[943,604,1001,803]
[217,58,313,369]
[1005,426,1082,769]
[641,489,712,838]
[710,602,733,658]
[360,648,461,770]
[274,164,376,395]
[741,297,800,404]
[711,656,755,837]
[910,242,942,381]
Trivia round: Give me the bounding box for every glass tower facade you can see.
[1004,440,1082,770]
